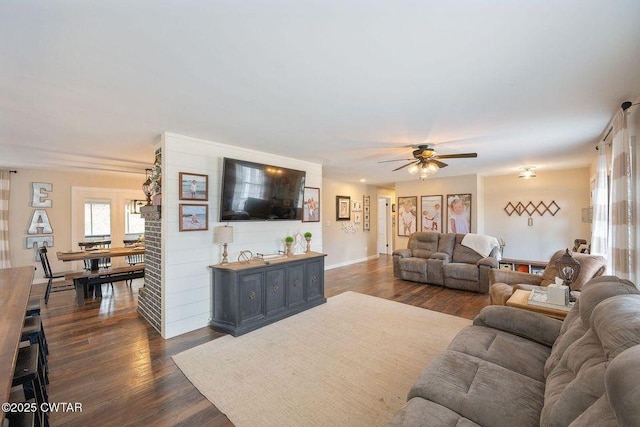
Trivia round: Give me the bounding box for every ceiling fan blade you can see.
[434,153,478,159]
[377,158,415,164]
[429,159,448,168]
[393,161,418,172]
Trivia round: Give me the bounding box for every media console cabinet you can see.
[209,252,327,336]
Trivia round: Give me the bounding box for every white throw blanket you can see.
[461,233,500,257]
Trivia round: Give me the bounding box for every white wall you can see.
[321,178,378,269]
[161,133,322,338]
[483,168,591,262]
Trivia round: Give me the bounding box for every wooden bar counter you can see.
[0,266,35,423]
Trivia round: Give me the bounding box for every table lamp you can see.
[214,226,234,264]
[556,249,581,302]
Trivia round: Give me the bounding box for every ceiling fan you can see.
[378,144,477,178]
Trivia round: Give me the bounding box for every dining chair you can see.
[123,242,144,288]
[39,247,75,304]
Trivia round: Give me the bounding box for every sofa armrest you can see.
[478,257,498,268]
[392,249,412,258]
[489,268,544,286]
[473,305,562,347]
[429,252,450,263]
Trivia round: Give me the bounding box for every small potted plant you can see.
[304,232,312,253]
[285,236,294,256]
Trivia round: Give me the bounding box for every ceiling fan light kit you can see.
[379,144,477,179]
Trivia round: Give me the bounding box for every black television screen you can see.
[220,158,306,221]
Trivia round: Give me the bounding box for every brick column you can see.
[138,205,162,333]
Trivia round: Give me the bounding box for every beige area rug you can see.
[172,291,471,427]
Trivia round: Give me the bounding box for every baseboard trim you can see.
[325,254,379,270]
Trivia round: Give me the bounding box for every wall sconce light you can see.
[142,168,153,205]
[518,167,537,179]
[129,199,145,215]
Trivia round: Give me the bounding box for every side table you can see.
[506,289,570,320]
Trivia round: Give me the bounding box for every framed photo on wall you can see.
[179,172,208,201]
[336,195,351,221]
[179,204,208,232]
[446,193,472,234]
[420,195,443,232]
[302,187,320,222]
[397,196,417,236]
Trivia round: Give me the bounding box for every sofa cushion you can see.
[388,398,481,427]
[451,234,483,264]
[605,345,640,427]
[541,329,608,427]
[409,350,544,427]
[447,326,550,382]
[442,263,478,281]
[591,294,640,360]
[437,233,456,256]
[541,294,640,427]
[544,276,639,378]
[408,232,440,255]
[398,258,427,274]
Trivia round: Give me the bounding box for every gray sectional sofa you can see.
[388,276,640,426]
[393,232,498,293]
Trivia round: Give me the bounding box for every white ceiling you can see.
[1,1,639,184]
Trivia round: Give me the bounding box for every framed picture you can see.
[336,195,351,221]
[420,195,443,232]
[397,196,417,236]
[303,187,320,222]
[353,212,362,224]
[446,193,472,233]
[179,204,208,232]
[353,200,362,211]
[179,172,208,201]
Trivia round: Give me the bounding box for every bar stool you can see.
[21,316,49,385]
[4,409,36,427]
[26,297,41,317]
[12,344,48,427]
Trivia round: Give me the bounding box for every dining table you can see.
[56,245,145,271]
[57,246,145,304]
[0,266,35,425]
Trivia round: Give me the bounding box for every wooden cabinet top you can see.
[210,251,326,271]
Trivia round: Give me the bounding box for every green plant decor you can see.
[304,232,312,239]
[285,236,294,244]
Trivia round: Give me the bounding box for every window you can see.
[84,201,111,238]
[125,201,145,237]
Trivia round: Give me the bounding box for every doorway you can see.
[377,197,391,255]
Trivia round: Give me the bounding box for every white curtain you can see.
[0,170,11,269]
[608,110,636,283]
[590,142,608,257]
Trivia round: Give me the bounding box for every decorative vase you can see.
[286,243,292,256]
[305,237,311,253]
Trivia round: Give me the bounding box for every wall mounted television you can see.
[220,157,306,221]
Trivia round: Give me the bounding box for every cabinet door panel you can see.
[239,272,264,324]
[265,267,286,315]
[306,259,324,301]
[287,264,305,307]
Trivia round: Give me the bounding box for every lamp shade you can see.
[214,226,234,244]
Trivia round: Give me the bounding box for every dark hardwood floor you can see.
[30,255,489,426]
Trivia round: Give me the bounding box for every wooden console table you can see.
[0,266,35,424]
[210,252,327,336]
